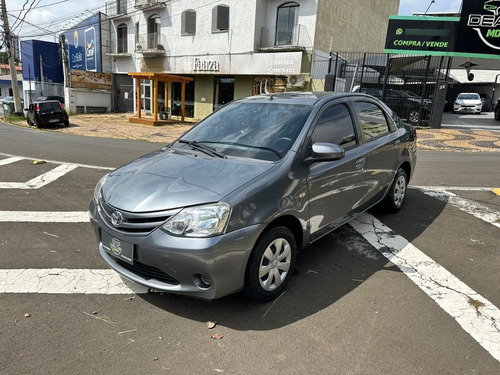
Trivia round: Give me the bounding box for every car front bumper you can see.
[89,199,260,300]
[454,105,481,114]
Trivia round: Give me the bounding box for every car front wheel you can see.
[383,168,408,213]
[408,110,420,125]
[244,226,296,302]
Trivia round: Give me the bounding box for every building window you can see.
[135,22,140,47]
[181,10,196,35]
[212,5,229,33]
[117,0,127,15]
[276,2,299,46]
[148,15,161,49]
[117,23,128,53]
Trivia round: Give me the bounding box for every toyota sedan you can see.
[89,92,417,302]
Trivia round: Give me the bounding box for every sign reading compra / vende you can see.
[385,16,458,55]
[385,0,500,59]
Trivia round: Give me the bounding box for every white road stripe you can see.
[0,152,114,171]
[0,164,78,189]
[420,188,500,229]
[411,186,493,192]
[0,269,148,294]
[0,211,90,222]
[0,157,23,166]
[351,213,500,363]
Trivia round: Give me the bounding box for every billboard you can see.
[385,1,500,59]
[61,13,102,72]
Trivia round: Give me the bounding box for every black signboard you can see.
[455,0,500,57]
[385,16,458,55]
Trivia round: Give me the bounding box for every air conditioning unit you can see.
[287,75,305,88]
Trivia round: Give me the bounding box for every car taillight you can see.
[35,104,40,111]
[59,102,63,109]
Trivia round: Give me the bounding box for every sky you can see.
[3,0,465,44]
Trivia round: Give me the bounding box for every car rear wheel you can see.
[64,120,69,127]
[495,108,500,121]
[244,226,296,302]
[408,110,420,125]
[383,168,408,213]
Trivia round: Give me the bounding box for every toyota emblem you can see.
[111,211,123,227]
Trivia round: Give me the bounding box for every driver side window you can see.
[311,103,358,150]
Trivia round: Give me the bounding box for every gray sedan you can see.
[89,92,417,301]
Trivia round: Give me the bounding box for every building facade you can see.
[105,0,399,119]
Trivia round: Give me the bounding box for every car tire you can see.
[408,110,420,125]
[244,226,296,302]
[495,108,500,121]
[383,168,408,213]
[34,120,41,129]
[64,120,69,127]
[26,118,31,126]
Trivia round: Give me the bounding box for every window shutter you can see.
[182,10,196,35]
[212,5,229,32]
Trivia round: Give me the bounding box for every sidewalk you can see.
[6,112,500,152]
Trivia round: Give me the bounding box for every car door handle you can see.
[355,157,365,170]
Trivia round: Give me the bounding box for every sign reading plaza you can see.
[385,1,500,59]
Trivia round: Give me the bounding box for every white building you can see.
[104,0,399,119]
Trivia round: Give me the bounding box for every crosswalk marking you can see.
[0,211,90,222]
[0,164,78,189]
[351,213,500,363]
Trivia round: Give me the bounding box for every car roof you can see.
[32,100,62,104]
[235,92,372,106]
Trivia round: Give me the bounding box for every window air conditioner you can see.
[287,75,305,88]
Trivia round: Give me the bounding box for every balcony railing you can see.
[135,0,167,10]
[135,33,168,57]
[260,24,311,50]
[105,1,129,18]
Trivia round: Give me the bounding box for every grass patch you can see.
[3,114,26,125]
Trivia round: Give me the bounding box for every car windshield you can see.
[458,94,480,100]
[175,101,312,161]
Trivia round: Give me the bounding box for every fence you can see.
[313,52,452,126]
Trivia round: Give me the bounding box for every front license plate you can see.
[102,231,134,265]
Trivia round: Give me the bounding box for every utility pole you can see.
[1,0,23,113]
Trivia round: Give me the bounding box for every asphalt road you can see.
[1,121,499,374]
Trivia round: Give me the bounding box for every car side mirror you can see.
[304,142,345,165]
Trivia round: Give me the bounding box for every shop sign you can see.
[456,0,500,55]
[71,70,113,90]
[384,16,458,55]
[193,58,220,72]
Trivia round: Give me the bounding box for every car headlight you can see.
[94,173,109,202]
[161,202,231,237]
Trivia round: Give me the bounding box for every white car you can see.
[453,93,482,114]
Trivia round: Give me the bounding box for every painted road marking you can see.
[0,211,90,222]
[420,188,500,229]
[0,152,114,171]
[351,213,500,363]
[0,157,23,166]
[0,269,148,294]
[0,164,78,189]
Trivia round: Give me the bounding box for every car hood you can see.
[102,149,274,212]
[457,99,481,105]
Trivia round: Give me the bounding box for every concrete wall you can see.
[315,0,399,53]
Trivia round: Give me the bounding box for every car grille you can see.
[100,200,179,234]
[115,258,180,285]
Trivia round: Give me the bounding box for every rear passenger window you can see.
[354,102,391,141]
[312,104,357,149]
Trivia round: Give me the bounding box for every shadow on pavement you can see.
[138,189,447,331]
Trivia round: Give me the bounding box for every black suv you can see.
[495,99,500,121]
[26,100,69,128]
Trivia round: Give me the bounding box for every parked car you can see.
[479,93,492,112]
[494,99,500,121]
[89,92,417,301]
[25,100,69,128]
[356,88,430,125]
[453,93,482,114]
[36,96,65,105]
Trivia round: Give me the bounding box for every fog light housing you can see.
[195,274,212,289]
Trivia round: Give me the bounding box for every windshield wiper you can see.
[205,141,283,158]
[177,139,226,158]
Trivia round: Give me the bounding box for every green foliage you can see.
[0,52,20,65]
